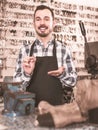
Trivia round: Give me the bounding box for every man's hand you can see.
[22,56,36,75]
[48,66,65,77]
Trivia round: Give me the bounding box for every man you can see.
[34,79,98,128]
[14,5,77,106]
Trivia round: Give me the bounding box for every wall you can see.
[0,0,98,78]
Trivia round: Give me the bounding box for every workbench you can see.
[0,103,98,130]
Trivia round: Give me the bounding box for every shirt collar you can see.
[35,38,55,46]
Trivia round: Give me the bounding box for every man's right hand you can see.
[22,56,36,75]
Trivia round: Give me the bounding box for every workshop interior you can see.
[0,0,98,129]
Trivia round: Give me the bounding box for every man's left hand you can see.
[48,66,65,77]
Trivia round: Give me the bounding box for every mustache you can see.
[38,25,48,29]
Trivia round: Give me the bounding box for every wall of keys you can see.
[0,0,98,77]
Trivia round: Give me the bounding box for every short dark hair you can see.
[34,5,54,20]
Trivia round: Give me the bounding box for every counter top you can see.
[0,104,98,130]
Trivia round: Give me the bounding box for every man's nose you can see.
[40,19,45,24]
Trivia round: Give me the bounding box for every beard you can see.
[36,31,49,37]
[35,25,53,37]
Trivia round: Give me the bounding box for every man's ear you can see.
[33,19,35,27]
[53,20,56,31]
[53,20,56,27]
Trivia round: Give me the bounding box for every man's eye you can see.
[45,17,50,21]
[35,18,40,21]
[36,19,40,21]
[45,19,49,21]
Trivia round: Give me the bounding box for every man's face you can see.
[34,9,54,37]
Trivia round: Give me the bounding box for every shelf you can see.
[0,0,98,75]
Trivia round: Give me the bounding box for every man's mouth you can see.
[39,26,48,31]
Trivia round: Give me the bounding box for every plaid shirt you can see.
[14,39,77,90]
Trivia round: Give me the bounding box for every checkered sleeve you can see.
[13,44,31,90]
[58,46,77,88]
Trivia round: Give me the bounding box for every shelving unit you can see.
[0,0,98,77]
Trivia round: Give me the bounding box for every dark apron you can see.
[26,40,63,107]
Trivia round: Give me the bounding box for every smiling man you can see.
[14,5,77,107]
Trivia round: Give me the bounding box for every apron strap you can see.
[29,41,36,56]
